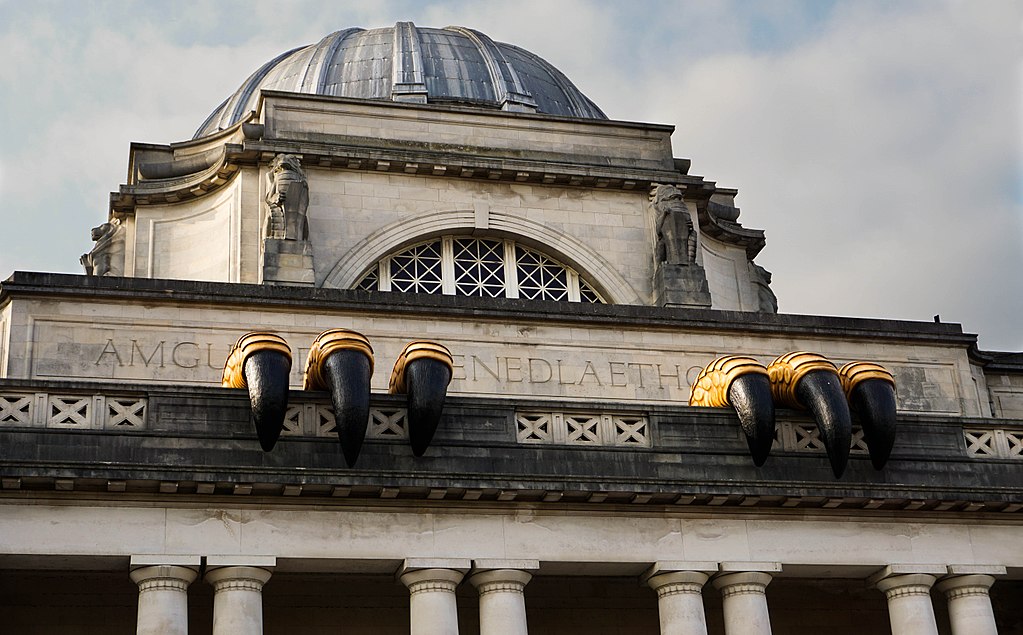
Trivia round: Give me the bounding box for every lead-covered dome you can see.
[194,22,607,138]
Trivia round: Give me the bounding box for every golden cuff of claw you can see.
[838,361,895,396]
[303,329,374,390]
[689,355,769,407]
[767,351,838,409]
[222,332,292,388]
[389,341,454,394]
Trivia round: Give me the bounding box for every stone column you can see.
[468,560,539,635]
[870,565,945,635]
[399,558,470,635]
[205,557,276,635]
[936,565,1005,635]
[712,563,782,635]
[129,555,201,635]
[642,561,718,635]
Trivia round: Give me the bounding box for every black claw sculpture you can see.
[222,332,293,452]
[840,362,898,470]
[769,352,852,478]
[690,356,776,466]
[304,329,374,467]
[390,341,454,457]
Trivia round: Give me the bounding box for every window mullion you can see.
[441,236,456,295]
[379,257,392,291]
[567,269,581,302]
[504,239,519,298]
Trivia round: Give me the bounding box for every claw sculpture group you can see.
[222,330,453,466]
[690,352,897,478]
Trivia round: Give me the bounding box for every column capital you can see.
[130,565,199,592]
[712,571,774,597]
[642,561,717,584]
[400,567,465,595]
[130,554,202,570]
[468,568,532,597]
[935,574,996,599]
[399,558,471,576]
[646,571,711,598]
[205,566,273,592]
[868,564,946,585]
[472,559,540,573]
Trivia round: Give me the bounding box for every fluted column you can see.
[468,560,537,635]
[205,563,274,635]
[712,563,781,635]
[643,561,718,635]
[870,565,943,635]
[399,559,470,635]
[129,556,201,635]
[936,566,1004,635]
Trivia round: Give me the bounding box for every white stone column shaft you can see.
[401,568,464,635]
[130,565,198,635]
[936,575,998,635]
[469,569,532,635]
[205,566,273,635]
[647,571,710,635]
[875,574,939,635]
[712,572,774,635]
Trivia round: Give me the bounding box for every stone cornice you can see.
[0,272,976,347]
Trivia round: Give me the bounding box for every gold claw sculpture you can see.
[839,361,898,470]
[222,332,293,452]
[690,355,775,466]
[767,351,852,478]
[390,341,454,457]
[303,329,375,467]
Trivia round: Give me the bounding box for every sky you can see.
[0,0,1020,350]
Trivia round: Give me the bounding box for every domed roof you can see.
[194,22,607,138]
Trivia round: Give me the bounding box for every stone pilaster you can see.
[936,565,1005,635]
[870,565,944,635]
[469,560,538,635]
[129,555,201,635]
[205,557,275,635]
[643,561,718,635]
[712,563,781,635]
[399,559,470,635]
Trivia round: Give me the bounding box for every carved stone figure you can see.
[750,262,779,313]
[80,218,125,276]
[652,184,697,265]
[264,154,309,241]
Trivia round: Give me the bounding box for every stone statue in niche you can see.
[80,218,125,276]
[264,154,309,241]
[653,184,697,265]
[750,262,779,313]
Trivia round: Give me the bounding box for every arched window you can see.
[355,236,606,303]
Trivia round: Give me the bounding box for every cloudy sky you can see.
[1,0,1020,349]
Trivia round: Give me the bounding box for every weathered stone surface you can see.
[654,263,712,308]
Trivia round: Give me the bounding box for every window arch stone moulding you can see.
[321,209,640,304]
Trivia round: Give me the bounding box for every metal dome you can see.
[194,22,607,138]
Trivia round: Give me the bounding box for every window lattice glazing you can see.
[355,236,605,304]
[389,240,443,294]
[515,245,569,301]
[453,238,505,298]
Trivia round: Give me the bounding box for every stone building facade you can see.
[1,23,1021,635]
